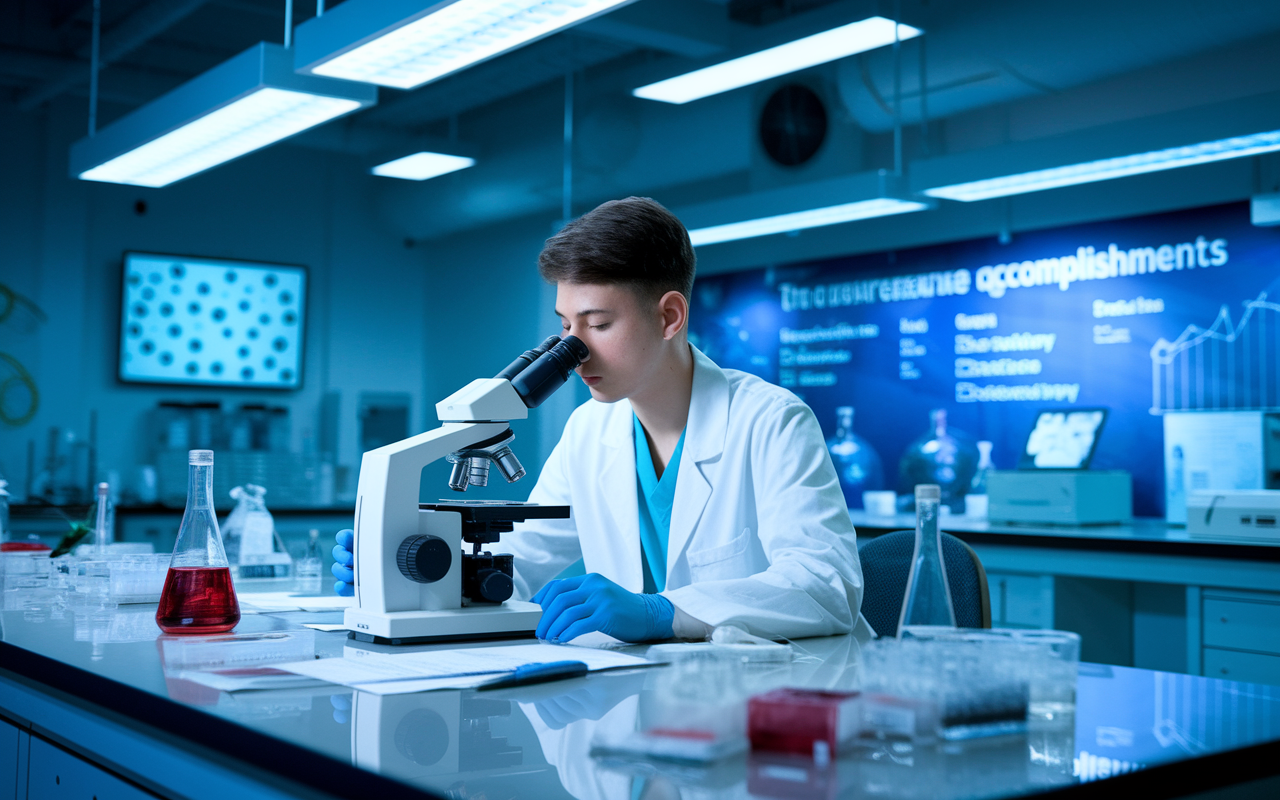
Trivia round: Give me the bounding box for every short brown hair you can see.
[538,197,696,302]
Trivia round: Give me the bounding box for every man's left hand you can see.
[532,573,674,643]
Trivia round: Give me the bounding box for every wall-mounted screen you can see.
[120,253,306,389]
[688,201,1280,516]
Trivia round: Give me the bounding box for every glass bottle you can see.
[826,406,884,507]
[0,477,9,545]
[898,484,957,635]
[970,441,995,495]
[156,450,240,634]
[897,409,979,512]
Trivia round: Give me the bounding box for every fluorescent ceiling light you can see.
[687,198,929,246]
[297,0,637,91]
[70,44,375,188]
[634,16,921,105]
[372,151,476,180]
[924,130,1280,202]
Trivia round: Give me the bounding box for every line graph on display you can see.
[1150,290,1280,413]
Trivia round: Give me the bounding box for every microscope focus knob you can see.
[474,569,514,603]
[397,535,452,583]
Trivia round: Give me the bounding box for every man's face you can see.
[555,282,665,403]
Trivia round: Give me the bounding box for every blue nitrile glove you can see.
[330,694,351,724]
[532,671,648,730]
[332,529,354,596]
[532,573,674,644]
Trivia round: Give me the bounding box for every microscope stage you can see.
[345,600,543,645]
[420,501,570,522]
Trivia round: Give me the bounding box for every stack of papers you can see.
[275,643,653,695]
[237,591,354,613]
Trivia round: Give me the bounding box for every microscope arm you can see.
[354,378,528,614]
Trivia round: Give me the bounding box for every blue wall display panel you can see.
[120,253,306,389]
[688,202,1280,516]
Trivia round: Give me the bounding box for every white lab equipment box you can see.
[1186,490,1280,542]
[1163,411,1280,524]
[987,470,1132,525]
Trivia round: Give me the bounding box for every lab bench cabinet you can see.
[3,711,156,800]
[851,511,1280,684]
[25,736,156,800]
[2,716,19,800]
[1198,589,1280,684]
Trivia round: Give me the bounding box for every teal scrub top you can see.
[634,413,686,593]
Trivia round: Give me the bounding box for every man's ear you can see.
[657,290,688,341]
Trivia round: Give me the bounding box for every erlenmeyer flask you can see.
[898,484,957,635]
[156,450,240,634]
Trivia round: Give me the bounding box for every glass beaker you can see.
[156,450,240,634]
[826,407,884,508]
[898,484,957,634]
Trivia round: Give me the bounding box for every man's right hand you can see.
[333,529,354,596]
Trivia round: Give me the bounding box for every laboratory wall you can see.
[5,10,1280,518]
[0,97,434,508]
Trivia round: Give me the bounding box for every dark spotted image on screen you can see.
[119,253,305,388]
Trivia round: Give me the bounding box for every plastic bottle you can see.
[825,407,884,507]
[156,450,240,634]
[223,484,291,578]
[898,484,957,635]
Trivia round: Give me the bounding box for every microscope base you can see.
[344,601,543,645]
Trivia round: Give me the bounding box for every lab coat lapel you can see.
[667,347,728,573]
[598,402,645,592]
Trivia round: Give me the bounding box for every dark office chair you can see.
[857,530,992,637]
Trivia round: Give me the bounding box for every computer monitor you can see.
[1018,408,1108,470]
[119,252,306,389]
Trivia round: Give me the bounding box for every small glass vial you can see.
[898,484,957,635]
[295,529,324,594]
[156,450,240,634]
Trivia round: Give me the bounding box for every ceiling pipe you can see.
[18,0,215,110]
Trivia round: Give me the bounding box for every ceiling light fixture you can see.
[70,44,376,188]
[294,0,637,90]
[372,151,476,180]
[923,131,1280,202]
[633,16,921,105]
[687,197,929,246]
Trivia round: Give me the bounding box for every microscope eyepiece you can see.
[494,335,562,381]
[509,335,590,409]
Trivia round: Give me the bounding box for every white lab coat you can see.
[506,345,873,641]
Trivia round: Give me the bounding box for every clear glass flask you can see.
[897,409,979,512]
[898,484,957,635]
[825,407,885,507]
[156,450,240,634]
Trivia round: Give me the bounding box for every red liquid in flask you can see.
[156,567,241,634]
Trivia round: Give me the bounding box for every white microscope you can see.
[344,335,588,644]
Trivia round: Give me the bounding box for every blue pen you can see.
[476,660,589,691]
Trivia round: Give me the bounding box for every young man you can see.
[335,197,871,643]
